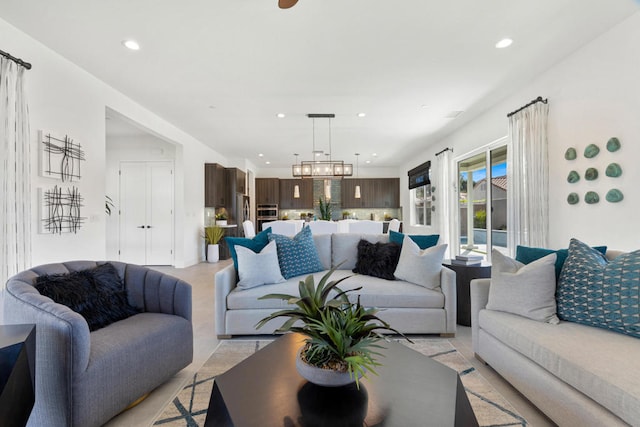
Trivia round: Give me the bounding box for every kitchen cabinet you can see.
[255,178,280,205]
[228,168,246,195]
[279,179,313,209]
[204,163,227,207]
[342,178,400,208]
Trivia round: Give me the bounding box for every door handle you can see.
[146,225,152,228]
[137,225,145,228]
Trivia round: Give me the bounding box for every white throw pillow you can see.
[394,236,447,289]
[487,249,559,324]
[236,240,285,289]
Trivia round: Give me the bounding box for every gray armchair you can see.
[3,261,193,427]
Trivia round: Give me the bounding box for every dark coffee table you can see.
[204,333,478,427]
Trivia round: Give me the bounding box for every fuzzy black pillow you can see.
[35,263,140,331]
[352,240,401,280]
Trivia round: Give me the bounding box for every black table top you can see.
[205,333,478,427]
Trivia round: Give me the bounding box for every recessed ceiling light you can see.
[122,40,140,50]
[258,153,264,157]
[357,113,366,118]
[276,113,286,118]
[495,38,513,49]
[265,161,271,165]
[372,153,378,157]
[365,160,371,164]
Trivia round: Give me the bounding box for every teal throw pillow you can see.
[225,227,272,272]
[269,225,323,279]
[557,238,640,338]
[516,243,607,280]
[389,230,439,249]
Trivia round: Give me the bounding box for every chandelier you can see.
[292,114,353,179]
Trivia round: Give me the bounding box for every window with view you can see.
[412,184,432,226]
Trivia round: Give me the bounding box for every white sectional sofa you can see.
[215,233,456,338]
[471,249,640,427]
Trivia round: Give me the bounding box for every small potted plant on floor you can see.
[204,226,225,263]
[256,267,409,388]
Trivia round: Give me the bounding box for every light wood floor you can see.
[105,261,556,427]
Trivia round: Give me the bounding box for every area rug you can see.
[154,339,527,426]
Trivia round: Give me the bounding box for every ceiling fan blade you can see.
[279,0,299,9]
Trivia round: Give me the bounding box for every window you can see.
[456,140,508,261]
[412,184,433,226]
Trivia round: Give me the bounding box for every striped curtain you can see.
[1,57,31,289]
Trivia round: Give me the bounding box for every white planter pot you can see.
[207,244,220,263]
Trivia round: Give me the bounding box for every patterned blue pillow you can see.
[269,226,324,279]
[557,238,640,338]
[389,230,440,249]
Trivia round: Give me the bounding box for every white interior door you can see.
[119,161,174,265]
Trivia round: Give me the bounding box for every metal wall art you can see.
[39,130,85,182]
[39,186,86,234]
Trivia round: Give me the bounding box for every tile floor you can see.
[104,261,555,427]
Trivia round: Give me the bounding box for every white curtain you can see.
[506,100,549,253]
[435,149,454,259]
[1,57,31,289]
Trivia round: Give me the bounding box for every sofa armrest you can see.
[215,264,238,336]
[470,278,491,354]
[440,267,457,334]
[120,263,192,322]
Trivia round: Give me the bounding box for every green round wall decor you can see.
[567,193,579,205]
[585,191,600,204]
[585,167,598,181]
[606,137,621,152]
[564,147,577,160]
[584,144,600,159]
[606,189,624,203]
[605,163,622,178]
[567,170,580,183]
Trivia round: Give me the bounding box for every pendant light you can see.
[324,179,332,200]
[354,153,361,199]
[293,153,300,198]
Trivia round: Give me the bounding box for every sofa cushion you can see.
[389,230,440,249]
[34,263,139,331]
[487,250,559,324]
[225,227,272,272]
[516,243,607,279]
[269,226,323,279]
[394,236,447,289]
[352,240,401,280]
[557,238,640,338]
[313,234,332,270]
[236,240,285,289]
[332,233,389,270]
[478,309,640,425]
[226,269,445,310]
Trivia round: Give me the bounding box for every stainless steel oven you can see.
[257,204,278,232]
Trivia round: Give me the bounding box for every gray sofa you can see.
[471,252,640,427]
[215,233,456,338]
[3,261,193,427]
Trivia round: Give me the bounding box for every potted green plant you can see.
[318,197,332,221]
[215,208,228,226]
[204,226,225,263]
[256,267,409,388]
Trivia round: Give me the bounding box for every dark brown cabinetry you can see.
[205,163,228,207]
[279,179,313,209]
[255,178,280,205]
[228,168,246,196]
[341,178,400,208]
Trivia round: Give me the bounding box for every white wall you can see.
[0,17,228,268]
[400,12,640,251]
